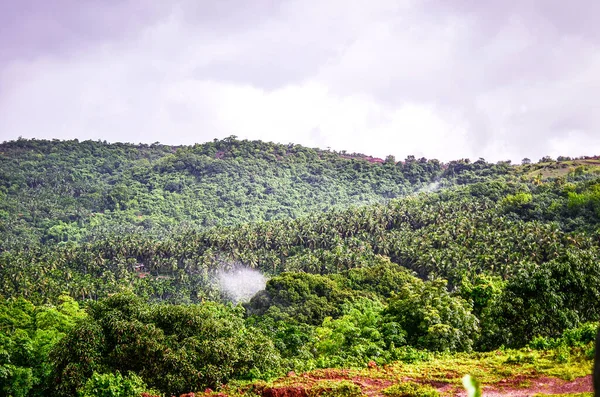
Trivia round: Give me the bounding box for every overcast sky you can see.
[1,0,599,162]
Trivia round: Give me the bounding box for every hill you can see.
[1,138,600,397]
[0,137,514,250]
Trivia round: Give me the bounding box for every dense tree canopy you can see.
[1,138,599,396]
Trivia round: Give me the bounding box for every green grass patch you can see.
[382,381,439,397]
[222,346,592,397]
[366,348,591,385]
[309,380,363,397]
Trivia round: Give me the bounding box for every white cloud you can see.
[1,0,599,162]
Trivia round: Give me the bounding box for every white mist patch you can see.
[419,181,440,193]
[217,267,266,303]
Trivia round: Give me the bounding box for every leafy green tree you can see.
[50,293,280,396]
[246,272,354,325]
[480,249,600,348]
[384,278,479,352]
[0,296,86,397]
[314,298,403,367]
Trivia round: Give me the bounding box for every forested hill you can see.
[2,141,600,306]
[0,137,512,249]
[2,138,600,396]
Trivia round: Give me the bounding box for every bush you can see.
[561,322,598,347]
[314,299,391,367]
[78,372,159,397]
[481,251,600,349]
[246,272,354,326]
[391,346,432,364]
[530,323,598,351]
[382,382,439,397]
[504,352,536,364]
[553,345,570,364]
[309,380,363,397]
[529,336,559,350]
[501,192,532,208]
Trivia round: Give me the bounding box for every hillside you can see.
[1,138,600,397]
[0,137,516,250]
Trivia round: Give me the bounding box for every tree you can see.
[384,278,479,352]
[50,293,280,396]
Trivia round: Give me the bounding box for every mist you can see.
[217,266,267,303]
[418,181,441,194]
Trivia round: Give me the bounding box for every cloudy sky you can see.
[1,0,599,162]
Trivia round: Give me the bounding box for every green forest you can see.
[1,137,599,397]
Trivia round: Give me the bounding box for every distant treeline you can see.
[0,137,513,249]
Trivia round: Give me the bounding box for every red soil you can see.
[262,386,308,397]
[260,374,592,397]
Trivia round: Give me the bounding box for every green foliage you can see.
[501,192,533,208]
[504,352,536,364]
[314,299,393,367]
[309,380,363,397]
[335,259,417,298]
[382,381,439,397]
[529,322,598,350]
[481,250,600,348]
[247,272,353,326]
[384,278,479,352]
[0,296,86,397]
[561,322,598,347]
[553,345,570,364]
[3,138,600,396]
[567,182,600,218]
[0,138,454,250]
[458,274,505,317]
[50,293,280,396]
[392,346,432,364]
[50,321,105,397]
[78,371,158,397]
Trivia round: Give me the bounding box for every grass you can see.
[221,347,593,397]
[378,349,591,384]
[382,381,439,397]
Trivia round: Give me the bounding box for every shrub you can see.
[553,345,570,364]
[561,322,598,347]
[78,372,159,397]
[309,380,363,397]
[382,382,439,397]
[529,323,599,350]
[504,352,536,364]
[391,346,432,364]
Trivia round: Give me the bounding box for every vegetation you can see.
[0,138,598,396]
[0,137,472,249]
[0,296,86,397]
[382,382,439,397]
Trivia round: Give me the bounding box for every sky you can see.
[1,0,599,162]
